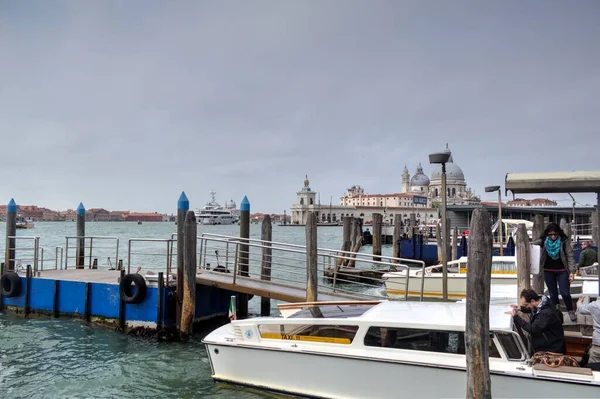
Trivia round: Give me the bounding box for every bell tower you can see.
[401,165,410,193]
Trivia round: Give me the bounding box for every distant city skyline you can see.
[1,1,599,214]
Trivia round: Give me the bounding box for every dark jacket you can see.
[533,234,576,274]
[578,247,598,268]
[513,303,565,354]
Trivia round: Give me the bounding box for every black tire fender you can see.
[120,273,147,304]
[1,272,21,298]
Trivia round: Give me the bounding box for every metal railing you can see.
[197,233,427,301]
[127,238,175,285]
[64,236,119,269]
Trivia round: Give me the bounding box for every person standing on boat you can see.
[533,222,577,322]
[578,240,598,269]
[511,288,566,354]
[576,296,600,363]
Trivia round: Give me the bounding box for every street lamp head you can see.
[485,185,501,193]
[428,152,451,165]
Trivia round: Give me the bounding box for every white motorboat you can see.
[16,215,34,229]
[195,191,238,225]
[203,300,599,398]
[382,256,599,300]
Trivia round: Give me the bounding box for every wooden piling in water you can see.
[176,191,189,332]
[180,210,197,340]
[465,208,492,399]
[392,214,401,262]
[5,199,17,271]
[347,218,363,268]
[532,214,545,294]
[238,196,251,319]
[372,213,382,263]
[337,217,353,267]
[306,212,318,302]
[516,223,531,302]
[76,203,85,269]
[260,215,273,317]
[452,227,458,261]
[409,213,416,237]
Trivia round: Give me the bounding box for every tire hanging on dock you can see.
[1,272,21,298]
[120,273,147,304]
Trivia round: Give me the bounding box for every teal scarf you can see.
[544,236,561,260]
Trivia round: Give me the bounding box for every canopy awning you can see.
[505,171,600,194]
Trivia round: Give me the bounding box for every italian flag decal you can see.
[229,295,236,321]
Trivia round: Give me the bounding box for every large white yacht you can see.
[195,191,238,225]
[203,300,599,398]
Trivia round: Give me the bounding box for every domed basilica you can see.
[401,146,480,205]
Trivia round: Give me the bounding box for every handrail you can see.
[64,236,119,270]
[127,238,175,286]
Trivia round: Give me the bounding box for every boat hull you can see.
[205,343,599,398]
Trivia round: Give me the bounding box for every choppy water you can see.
[0,222,393,398]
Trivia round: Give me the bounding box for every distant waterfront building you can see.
[507,198,558,207]
[290,176,437,226]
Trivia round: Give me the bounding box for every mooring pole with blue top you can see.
[5,199,17,271]
[76,203,85,269]
[238,196,250,318]
[176,191,189,332]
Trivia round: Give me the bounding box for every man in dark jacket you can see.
[578,240,598,269]
[511,288,566,354]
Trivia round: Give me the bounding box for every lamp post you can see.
[429,151,451,301]
[485,185,503,256]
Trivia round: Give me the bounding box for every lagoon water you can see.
[0,222,393,398]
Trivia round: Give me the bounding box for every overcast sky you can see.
[1,1,599,214]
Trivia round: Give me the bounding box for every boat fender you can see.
[1,272,22,298]
[120,273,147,304]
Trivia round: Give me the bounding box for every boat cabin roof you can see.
[281,301,513,332]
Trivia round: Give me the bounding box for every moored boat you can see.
[16,215,34,229]
[203,300,600,398]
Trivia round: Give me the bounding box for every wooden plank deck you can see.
[29,269,363,303]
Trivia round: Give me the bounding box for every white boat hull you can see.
[205,342,599,398]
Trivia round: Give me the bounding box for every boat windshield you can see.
[286,304,374,319]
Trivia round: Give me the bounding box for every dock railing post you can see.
[516,223,531,303]
[372,213,382,263]
[180,210,197,340]
[176,191,189,334]
[5,199,17,271]
[260,215,272,316]
[465,208,492,399]
[76,203,85,269]
[306,212,318,302]
[238,196,250,318]
[532,214,545,294]
[392,214,401,263]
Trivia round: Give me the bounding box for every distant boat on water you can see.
[16,215,34,229]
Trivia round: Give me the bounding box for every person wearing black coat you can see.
[511,288,566,354]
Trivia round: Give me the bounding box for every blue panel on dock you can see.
[29,278,55,312]
[57,280,87,315]
[125,286,158,324]
[194,285,232,320]
[2,277,26,307]
[89,283,120,319]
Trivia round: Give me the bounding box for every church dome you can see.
[430,147,465,181]
[410,163,430,186]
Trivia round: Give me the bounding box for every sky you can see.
[0,1,599,214]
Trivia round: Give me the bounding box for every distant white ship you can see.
[195,191,239,225]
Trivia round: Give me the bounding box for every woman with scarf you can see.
[534,222,576,322]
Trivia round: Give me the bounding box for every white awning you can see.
[505,171,600,194]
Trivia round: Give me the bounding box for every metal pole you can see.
[76,203,85,269]
[441,163,448,301]
[498,190,503,256]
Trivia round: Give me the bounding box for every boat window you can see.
[286,304,374,319]
[496,331,524,360]
[364,327,500,358]
[258,324,359,344]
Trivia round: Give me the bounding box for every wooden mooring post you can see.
[76,202,85,269]
[180,210,197,340]
[176,191,189,333]
[346,218,363,268]
[238,196,250,318]
[392,214,401,262]
[260,215,272,316]
[409,213,416,236]
[306,212,318,302]
[337,217,353,267]
[5,199,17,271]
[372,213,382,263]
[516,223,531,301]
[532,214,545,294]
[465,208,492,399]
[436,222,442,263]
[452,227,458,261]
